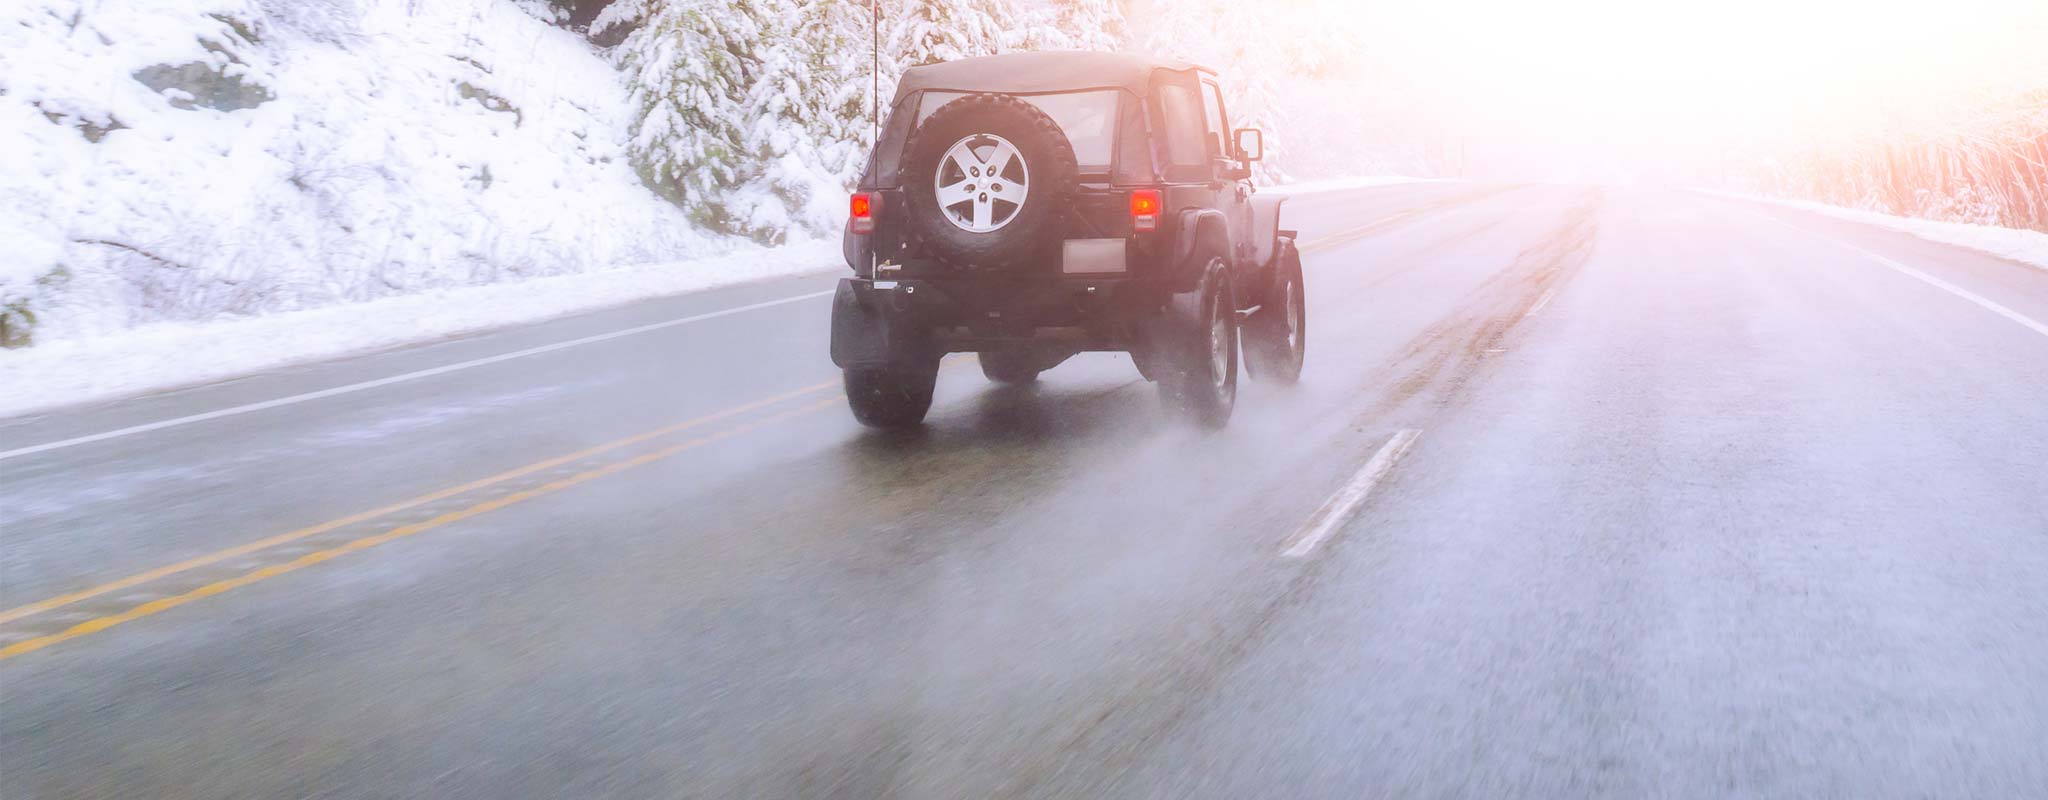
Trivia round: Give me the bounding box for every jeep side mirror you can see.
[1234,128,1264,162]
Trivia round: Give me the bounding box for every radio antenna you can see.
[871,0,880,146]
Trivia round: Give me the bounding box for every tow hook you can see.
[887,283,917,313]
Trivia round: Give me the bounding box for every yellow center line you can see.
[1298,210,1422,255]
[0,379,841,628]
[0,396,847,661]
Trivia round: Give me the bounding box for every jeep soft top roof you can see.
[893,51,1208,100]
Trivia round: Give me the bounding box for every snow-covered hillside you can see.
[1,0,719,347]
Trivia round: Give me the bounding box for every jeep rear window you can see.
[1114,95,1153,184]
[1150,72,1210,183]
[917,91,1120,173]
[1199,80,1230,158]
[865,93,920,188]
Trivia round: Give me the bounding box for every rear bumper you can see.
[829,275,1163,367]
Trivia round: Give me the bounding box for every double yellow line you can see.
[0,379,847,661]
[1298,208,1427,255]
[9,195,1475,663]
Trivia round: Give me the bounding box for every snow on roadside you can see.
[2,0,719,346]
[1737,194,2048,272]
[0,243,840,420]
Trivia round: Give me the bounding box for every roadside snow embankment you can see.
[0,0,803,352]
[0,242,838,419]
[1746,195,2048,272]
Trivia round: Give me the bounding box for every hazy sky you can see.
[1300,0,2048,178]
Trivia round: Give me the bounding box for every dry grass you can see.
[1758,90,2048,232]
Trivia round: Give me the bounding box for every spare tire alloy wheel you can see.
[936,134,1029,232]
[901,93,1077,270]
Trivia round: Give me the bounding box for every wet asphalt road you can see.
[2,184,2046,798]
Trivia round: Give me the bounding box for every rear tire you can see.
[844,364,938,429]
[1244,242,1306,384]
[978,352,1043,385]
[1129,346,1162,383]
[1158,263,1238,429]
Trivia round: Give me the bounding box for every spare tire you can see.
[901,93,1078,270]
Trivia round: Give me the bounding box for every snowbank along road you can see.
[2,183,2046,798]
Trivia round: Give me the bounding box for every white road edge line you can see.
[1760,215,2048,340]
[1525,287,1557,318]
[1281,429,1422,559]
[0,289,838,461]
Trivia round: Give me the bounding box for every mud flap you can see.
[1134,262,1222,376]
[830,279,931,369]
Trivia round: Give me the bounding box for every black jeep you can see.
[833,51,1305,429]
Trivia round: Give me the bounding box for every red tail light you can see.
[850,192,877,234]
[1129,189,1161,233]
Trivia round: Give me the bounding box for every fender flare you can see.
[1247,194,1289,268]
[1169,208,1232,292]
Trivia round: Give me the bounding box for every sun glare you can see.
[1306,0,2048,177]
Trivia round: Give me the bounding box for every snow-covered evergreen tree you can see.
[610,0,1132,240]
[737,0,872,241]
[1011,0,1125,52]
[1137,0,1353,182]
[801,1,888,192]
[1061,0,1125,51]
[893,0,1008,67]
[590,0,655,40]
[733,2,802,241]
[611,0,768,234]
